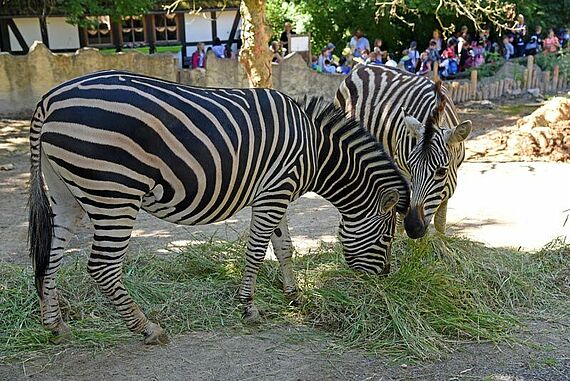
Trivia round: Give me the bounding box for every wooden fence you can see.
[434,56,569,104]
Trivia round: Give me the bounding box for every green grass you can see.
[1,235,569,362]
[498,104,539,116]
[98,45,182,55]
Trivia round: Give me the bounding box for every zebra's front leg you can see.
[270,215,298,301]
[240,205,287,323]
[87,217,168,345]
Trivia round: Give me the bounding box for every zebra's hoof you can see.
[49,322,72,344]
[143,324,169,345]
[284,289,303,307]
[243,305,261,324]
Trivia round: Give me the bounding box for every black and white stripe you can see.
[335,65,471,238]
[28,70,410,344]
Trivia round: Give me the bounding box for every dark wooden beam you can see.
[7,18,28,53]
[210,11,217,42]
[178,13,188,67]
[38,15,49,48]
[144,14,156,54]
[111,19,122,52]
[227,10,240,46]
[0,18,11,52]
[78,25,87,48]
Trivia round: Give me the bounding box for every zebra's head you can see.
[401,81,471,238]
[339,188,401,274]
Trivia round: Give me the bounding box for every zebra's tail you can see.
[28,103,53,297]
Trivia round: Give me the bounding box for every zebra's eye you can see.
[435,167,448,178]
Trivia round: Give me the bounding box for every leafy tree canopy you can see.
[266,0,570,58]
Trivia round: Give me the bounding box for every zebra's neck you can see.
[311,122,409,219]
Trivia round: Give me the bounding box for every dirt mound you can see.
[508,97,570,162]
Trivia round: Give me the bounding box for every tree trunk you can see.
[239,0,272,88]
[39,6,50,48]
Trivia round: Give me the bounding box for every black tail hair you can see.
[28,118,53,297]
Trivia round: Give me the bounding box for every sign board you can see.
[288,33,311,65]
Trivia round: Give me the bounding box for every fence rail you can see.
[435,56,569,104]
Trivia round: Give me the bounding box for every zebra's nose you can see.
[380,263,391,275]
[404,206,427,239]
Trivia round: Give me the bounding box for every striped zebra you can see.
[29,71,410,344]
[335,65,472,238]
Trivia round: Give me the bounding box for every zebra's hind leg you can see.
[240,204,288,323]
[86,213,168,345]
[270,216,298,301]
[39,158,85,343]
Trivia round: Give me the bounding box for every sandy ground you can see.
[1,103,570,380]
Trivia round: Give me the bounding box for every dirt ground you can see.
[1,101,570,380]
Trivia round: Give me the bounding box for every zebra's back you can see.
[37,71,316,226]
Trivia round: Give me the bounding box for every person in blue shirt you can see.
[211,37,225,58]
[349,29,370,58]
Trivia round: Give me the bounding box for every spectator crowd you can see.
[189,17,569,79]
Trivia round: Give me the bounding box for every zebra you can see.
[29,71,411,345]
[335,64,472,238]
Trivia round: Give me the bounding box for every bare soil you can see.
[462,96,570,163]
[1,107,570,380]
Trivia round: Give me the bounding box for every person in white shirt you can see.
[211,37,225,58]
[384,53,397,67]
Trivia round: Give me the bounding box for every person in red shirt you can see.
[444,38,457,60]
[191,42,206,69]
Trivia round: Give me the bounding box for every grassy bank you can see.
[1,235,568,362]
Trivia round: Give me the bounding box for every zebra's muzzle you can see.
[404,206,427,239]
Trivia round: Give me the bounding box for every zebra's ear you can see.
[445,120,472,144]
[403,115,425,139]
[380,188,400,213]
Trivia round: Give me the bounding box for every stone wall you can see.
[0,42,179,115]
[1,43,344,115]
[179,52,345,100]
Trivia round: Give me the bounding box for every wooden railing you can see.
[433,55,569,104]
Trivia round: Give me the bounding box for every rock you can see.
[0,163,14,171]
[527,88,541,98]
[464,100,496,109]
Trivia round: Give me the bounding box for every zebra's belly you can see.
[140,188,254,226]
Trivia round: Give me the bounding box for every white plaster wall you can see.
[9,18,42,52]
[184,13,212,45]
[216,11,238,41]
[47,17,80,50]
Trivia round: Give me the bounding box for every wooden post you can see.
[544,71,550,93]
[526,55,534,90]
[552,65,559,92]
[433,61,439,81]
[452,81,459,103]
[523,68,529,89]
[470,70,477,98]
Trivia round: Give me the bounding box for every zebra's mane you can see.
[296,96,409,213]
[422,80,447,150]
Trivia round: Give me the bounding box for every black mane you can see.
[296,96,410,214]
[422,80,446,150]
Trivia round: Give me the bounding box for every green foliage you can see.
[62,0,156,25]
[266,0,568,59]
[2,235,569,362]
[535,49,570,79]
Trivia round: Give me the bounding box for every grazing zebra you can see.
[29,71,410,344]
[335,65,471,238]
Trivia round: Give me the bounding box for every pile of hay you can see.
[1,235,569,361]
